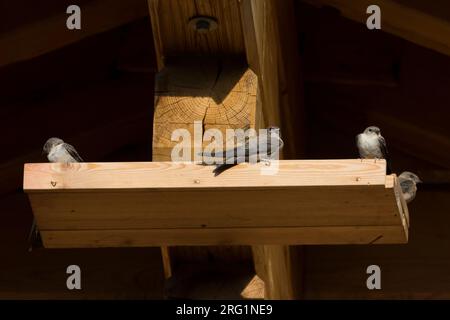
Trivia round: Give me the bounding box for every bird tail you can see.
[27,218,42,252]
[213,163,237,176]
[386,158,393,175]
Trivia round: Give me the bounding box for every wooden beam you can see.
[24,160,389,190]
[240,0,305,157]
[302,0,450,57]
[147,0,245,63]
[151,56,256,279]
[23,160,408,247]
[147,0,250,284]
[147,0,164,71]
[0,0,148,67]
[41,226,407,248]
[152,57,256,161]
[240,0,306,299]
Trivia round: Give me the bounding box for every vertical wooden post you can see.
[148,0,170,279]
[147,0,252,285]
[148,0,305,299]
[240,0,306,299]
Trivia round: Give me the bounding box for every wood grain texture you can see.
[240,1,307,298]
[146,0,251,290]
[23,159,388,190]
[302,0,450,57]
[147,0,165,71]
[147,0,245,58]
[26,186,401,230]
[240,275,265,299]
[163,262,256,299]
[40,226,407,248]
[147,0,252,280]
[152,58,257,161]
[23,160,407,248]
[0,0,149,67]
[240,0,305,158]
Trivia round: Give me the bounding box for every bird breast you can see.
[48,145,73,163]
[357,134,382,158]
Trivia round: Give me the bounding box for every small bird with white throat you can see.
[29,137,83,251]
[356,126,392,173]
[43,137,83,163]
[398,171,422,203]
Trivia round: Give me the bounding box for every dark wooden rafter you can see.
[302,0,450,58]
[0,0,149,67]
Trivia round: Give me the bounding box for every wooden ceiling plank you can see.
[0,0,149,67]
[302,0,450,57]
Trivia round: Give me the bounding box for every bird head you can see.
[267,126,281,137]
[364,126,381,136]
[43,137,64,155]
[399,171,422,184]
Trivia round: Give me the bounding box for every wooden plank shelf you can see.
[23,159,408,248]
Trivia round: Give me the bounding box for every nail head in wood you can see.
[188,16,218,33]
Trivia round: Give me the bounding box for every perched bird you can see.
[398,171,422,203]
[356,126,392,173]
[205,126,284,176]
[29,137,83,251]
[43,137,83,163]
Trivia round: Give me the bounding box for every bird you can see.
[398,171,422,203]
[356,126,392,173]
[42,137,83,163]
[28,137,83,251]
[202,126,284,176]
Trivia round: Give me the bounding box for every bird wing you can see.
[378,135,389,159]
[400,179,414,192]
[63,143,83,162]
[378,135,393,173]
[265,135,284,156]
[355,134,363,156]
[355,134,361,146]
[199,124,252,160]
[216,125,256,162]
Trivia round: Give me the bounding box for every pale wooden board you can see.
[24,160,401,231]
[23,159,407,247]
[24,159,388,190]
[27,185,400,230]
[41,226,407,248]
